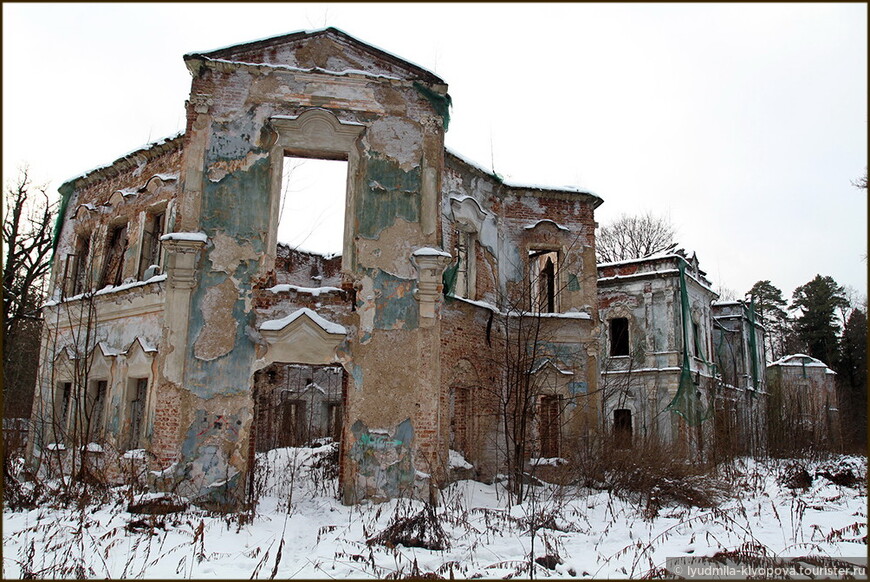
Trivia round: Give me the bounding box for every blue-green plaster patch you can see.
[349,419,415,500]
[367,269,418,331]
[350,363,364,391]
[200,156,271,245]
[185,152,273,398]
[532,341,583,371]
[357,154,421,239]
[567,274,581,292]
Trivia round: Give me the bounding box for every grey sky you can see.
[3,3,866,301]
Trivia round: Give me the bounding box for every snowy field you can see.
[3,444,866,579]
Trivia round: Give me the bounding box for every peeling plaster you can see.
[209,231,260,274]
[194,278,239,360]
[178,408,249,502]
[357,154,421,240]
[363,118,423,172]
[355,218,419,279]
[348,418,415,502]
[207,150,269,182]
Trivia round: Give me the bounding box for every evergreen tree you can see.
[790,275,848,365]
[746,280,789,359]
[836,308,867,447]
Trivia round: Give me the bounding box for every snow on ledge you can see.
[44,274,167,306]
[259,307,347,335]
[769,353,836,374]
[266,284,343,296]
[160,232,208,243]
[412,247,452,258]
[451,296,591,320]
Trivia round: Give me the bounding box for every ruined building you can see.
[597,253,719,453]
[711,300,767,453]
[596,252,769,458]
[31,28,603,505]
[766,354,840,450]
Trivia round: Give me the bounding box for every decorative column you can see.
[160,234,206,386]
[411,247,452,326]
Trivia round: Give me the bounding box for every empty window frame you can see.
[277,157,348,257]
[138,210,166,279]
[127,378,148,450]
[539,395,562,458]
[452,229,476,299]
[87,380,108,441]
[100,223,128,288]
[613,408,633,449]
[610,317,630,356]
[65,233,91,296]
[55,382,73,437]
[529,249,559,313]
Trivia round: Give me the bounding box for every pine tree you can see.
[746,280,789,359]
[790,275,848,365]
[836,308,867,447]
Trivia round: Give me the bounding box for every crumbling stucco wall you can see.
[147,29,454,505]
[597,255,718,449]
[31,139,182,480]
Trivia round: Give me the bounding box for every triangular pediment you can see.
[186,27,444,85]
[258,308,346,366]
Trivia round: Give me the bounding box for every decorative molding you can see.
[162,238,206,290]
[411,249,452,325]
[270,109,365,155]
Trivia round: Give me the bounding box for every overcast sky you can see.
[3,3,866,301]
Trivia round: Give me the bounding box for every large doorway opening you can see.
[252,363,345,452]
[277,157,348,258]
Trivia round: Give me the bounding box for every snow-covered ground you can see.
[3,445,866,579]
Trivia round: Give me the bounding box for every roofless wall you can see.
[154,28,453,504]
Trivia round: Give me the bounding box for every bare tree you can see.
[595,212,677,264]
[3,168,57,420]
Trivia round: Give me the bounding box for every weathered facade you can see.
[597,253,721,454]
[31,28,603,505]
[766,354,840,450]
[711,300,767,454]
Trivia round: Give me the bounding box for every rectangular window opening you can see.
[66,234,91,296]
[101,223,128,288]
[610,317,630,356]
[88,380,107,441]
[277,157,348,258]
[127,378,148,450]
[139,210,166,279]
[529,249,559,313]
[452,230,476,299]
[539,395,561,458]
[56,382,72,436]
[614,408,633,449]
